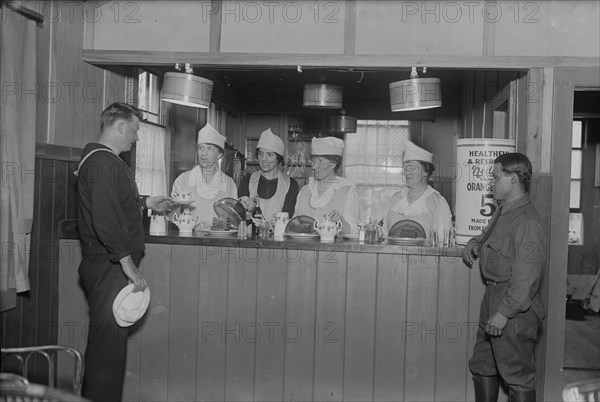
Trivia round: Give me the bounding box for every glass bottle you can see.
[365,217,378,244]
[251,197,263,237]
[358,224,366,243]
[448,216,456,247]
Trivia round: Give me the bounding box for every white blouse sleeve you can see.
[342,186,360,233]
[293,185,310,218]
[433,193,453,242]
[171,174,183,197]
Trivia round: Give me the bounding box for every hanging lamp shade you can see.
[328,110,357,133]
[303,83,343,109]
[389,68,442,112]
[161,72,213,109]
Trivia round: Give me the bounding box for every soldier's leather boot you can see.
[473,375,499,402]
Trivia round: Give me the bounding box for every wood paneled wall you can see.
[458,69,553,173]
[459,70,517,140]
[86,1,600,60]
[0,145,81,381]
[36,0,130,147]
[1,0,130,350]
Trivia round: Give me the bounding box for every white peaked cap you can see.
[257,128,285,156]
[311,136,345,156]
[112,284,151,327]
[404,140,433,163]
[197,123,226,149]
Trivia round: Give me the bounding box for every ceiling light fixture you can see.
[389,67,442,111]
[303,73,343,109]
[161,63,213,109]
[328,109,357,134]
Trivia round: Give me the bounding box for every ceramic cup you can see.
[313,219,342,243]
[149,214,167,235]
[273,212,290,240]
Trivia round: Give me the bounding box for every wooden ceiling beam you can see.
[83,50,599,70]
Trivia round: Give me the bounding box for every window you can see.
[136,121,168,195]
[343,120,410,222]
[571,121,583,210]
[137,71,160,123]
[134,71,168,196]
[343,120,409,187]
[569,120,583,245]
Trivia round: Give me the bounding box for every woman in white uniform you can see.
[385,141,452,240]
[294,137,359,234]
[171,123,237,229]
[238,128,299,221]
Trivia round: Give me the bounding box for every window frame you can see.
[570,119,584,213]
[132,70,171,196]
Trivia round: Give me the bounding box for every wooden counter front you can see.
[58,236,489,402]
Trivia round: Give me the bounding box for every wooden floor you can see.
[562,311,600,388]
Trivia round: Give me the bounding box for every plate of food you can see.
[172,192,194,205]
[207,217,237,231]
[173,199,193,205]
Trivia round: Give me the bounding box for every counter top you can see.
[59,220,463,257]
[145,230,464,257]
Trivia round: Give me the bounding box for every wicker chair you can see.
[0,345,84,396]
[0,374,90,402]
[563,378,600,402]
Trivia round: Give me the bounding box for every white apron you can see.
[248,169,290,222]
[171,166,237,229]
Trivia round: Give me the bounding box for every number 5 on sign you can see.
[480,194,496,217]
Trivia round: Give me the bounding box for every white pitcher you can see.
[149,214,167,235]
[273,212,289,240]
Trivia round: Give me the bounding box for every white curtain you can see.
[344,120,409,186]
[343,120,410,223]
[135,122,167,196]
[0,3,37,311]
